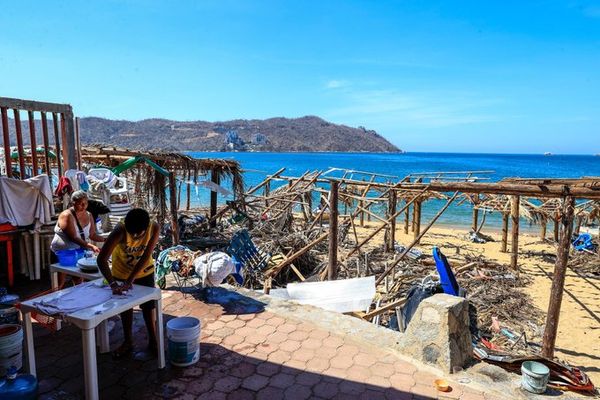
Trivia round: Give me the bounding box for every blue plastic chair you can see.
[572,233,594,252]
[432,247,460,296]
[226,229,270,273]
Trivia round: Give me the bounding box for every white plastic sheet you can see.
[268,276,376,313]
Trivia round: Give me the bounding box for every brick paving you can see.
[32,287,507,400]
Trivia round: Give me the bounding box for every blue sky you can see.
[1,1,599,153]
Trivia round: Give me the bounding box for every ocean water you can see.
[186,152,600,230]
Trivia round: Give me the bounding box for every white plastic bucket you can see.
[0,324,23,376]
[521,361,550,394]
[166,317,201,367]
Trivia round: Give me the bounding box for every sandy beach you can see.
[352,222,600,384]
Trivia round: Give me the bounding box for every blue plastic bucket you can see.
[54,249,84,267]
[166,317,201,367]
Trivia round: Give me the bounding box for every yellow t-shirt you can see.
[111,222,155,280]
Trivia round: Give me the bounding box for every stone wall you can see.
[397,294,472,373]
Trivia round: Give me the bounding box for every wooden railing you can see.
[0,97,80,186]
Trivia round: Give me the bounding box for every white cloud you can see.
[325,80,350,89]
[324,87,503,128]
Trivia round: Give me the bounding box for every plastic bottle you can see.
[0,367,38,400]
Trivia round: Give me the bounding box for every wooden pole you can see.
[542,196,575,358]
[501,212,509,253]
[13,110,26,179]
[75,116,82,169]
[168,172,179,245]
[376,192,458,285]
[404,201,410,234]
[186,170,191,211]
[553,214,560,242]
[540,216,547,241]
[510,195,520,269]
[345,188,428,259]
[27,111,38,175]
[472,196,479,232]
[413,200,422,243]
[210,169,219,228]
[40,112,51,181]
[386,190,397,252]
[1,107,12,178]
[328,181,339,280]
[51,113,63,178]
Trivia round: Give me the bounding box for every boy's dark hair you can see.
[124,208,150,234]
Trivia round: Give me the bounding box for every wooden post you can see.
[501,212,509,253]
[13,110,26,179]
[186,180,191,211]
[1,107,12,178]
[168,172,179,245]
[40,113,52,181]
[542,196,575,358]
[540,216,547,240]
[63,112,77,170]
[386,190,397,252]
[75,117,82,169]
[404,200,410,234]
[376,192,459,285]
[264,180,270,207]
[471,196,479,232]
[328,180,339,280]
[210,169,219,228]
[553,214,560,242]
[27,111,38,175]
[413,200,422,243]
[510,195,520,269]
[51,113,63,177]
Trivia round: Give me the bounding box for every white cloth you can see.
[197,180,232,197]
[33,282,113,316]
[194,252,236,287]
[0,174,55,229]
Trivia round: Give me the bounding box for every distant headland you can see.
[78,116,402,153]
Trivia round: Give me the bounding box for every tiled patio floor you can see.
[31,286,504,400]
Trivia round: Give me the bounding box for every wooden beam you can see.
[501,212,509,253]
[40,112,52,182]
[376,192,459,285]
[75,117,82,169]
[345,188,429,259]
[404,200,410,234]
[168,172,179,245]
[328,180,339,280]
[27,111,38,174]
[472,195,479,231]
[362,298,407,320]
[1,107,12,178]
[51,113,63,177]
[210,169,219,228]
[510,195,520,269]
[266,232,329,278]
[386,190,397,252]
[62,112,77,170]
[540,215,547,240]
[413,200,422,243]
[553,214,559,242]
[0,97,72,114]
[542,196,575,358]
[13,110,26,179]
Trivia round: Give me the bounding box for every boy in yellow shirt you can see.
[98,208,160,358]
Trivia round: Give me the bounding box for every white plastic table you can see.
[19,279,165,400]
[49,263,105,341]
